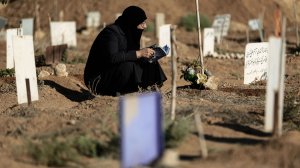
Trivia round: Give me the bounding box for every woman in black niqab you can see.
[115,6,146,50]
[84,6,167,96]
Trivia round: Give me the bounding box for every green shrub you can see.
[179,13,211,32]
[26,139,78,166]
[70,56,86,64]
[283,96,300,129]
[0,68,15,77]
[164,118,190,148]
[72,135,102,157]
[145,21,155,32]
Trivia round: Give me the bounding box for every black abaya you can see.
[84,6,167,96]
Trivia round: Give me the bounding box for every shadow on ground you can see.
[44,80,95,102]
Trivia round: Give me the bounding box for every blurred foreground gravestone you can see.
[13,35,39,104]
[212,14,231,44]
[243,42,269,84]
[159,24,171,57]
[265,37,286,135]
[203,28,215,57]
[45,44,67,65]
[120,92,163,168]
[50,21,77,47]
[21,18,34,36]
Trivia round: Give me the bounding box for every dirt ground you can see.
[0,0,300,168]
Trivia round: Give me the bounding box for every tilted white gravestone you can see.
[159,24,171,57]
[212,14,231,43]
[13,35,39,104]
[244,42,269,84]
[265,37,286,134]
[50,21,77,47]
[203,28,215,57]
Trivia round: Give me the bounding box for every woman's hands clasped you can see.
[136,48,155,59]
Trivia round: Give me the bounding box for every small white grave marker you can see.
[265,37,286,134]
[203,28,215,57]
[21,18,34,36]
[244,42,269,84]
[156,13,165,38]
[120,92,163,168]
[6,28,19,69]
[13,35,39,104]
[50,21,77,47]
[212,14,231,43]
[86,11,101,28]
[159,24,171,57]
[248,19,261,31]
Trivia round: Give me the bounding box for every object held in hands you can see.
[147,44,170,63]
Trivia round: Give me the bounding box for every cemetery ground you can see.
[0,28,300,167]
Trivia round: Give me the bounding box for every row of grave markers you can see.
[3,11,287,168]
[120,36,287,168]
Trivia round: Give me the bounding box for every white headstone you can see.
[248,19,261,31]
[155,13,165,38]
[212,14,231,43]
[13,35,39,104]
[244,42,269,84]
[203,28,215,57]
[265,37,286,133]
[86,11,101,28]
[50,21,77,47]
[6,28,20,69]
[21,18,34,36]
[159,24,171,57]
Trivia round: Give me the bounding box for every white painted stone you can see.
[160,149,179,167]
[38,70,50,78]
[55,63,68,77]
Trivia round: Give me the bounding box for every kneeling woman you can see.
[84,6,167,96]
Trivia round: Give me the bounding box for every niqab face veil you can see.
[115,6,147,50]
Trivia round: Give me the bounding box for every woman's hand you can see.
[136,48,155,59]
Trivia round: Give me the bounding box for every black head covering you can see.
[115,6,147,50]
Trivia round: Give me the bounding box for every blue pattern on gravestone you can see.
[0,16,7,28]
[120,92,163,168]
